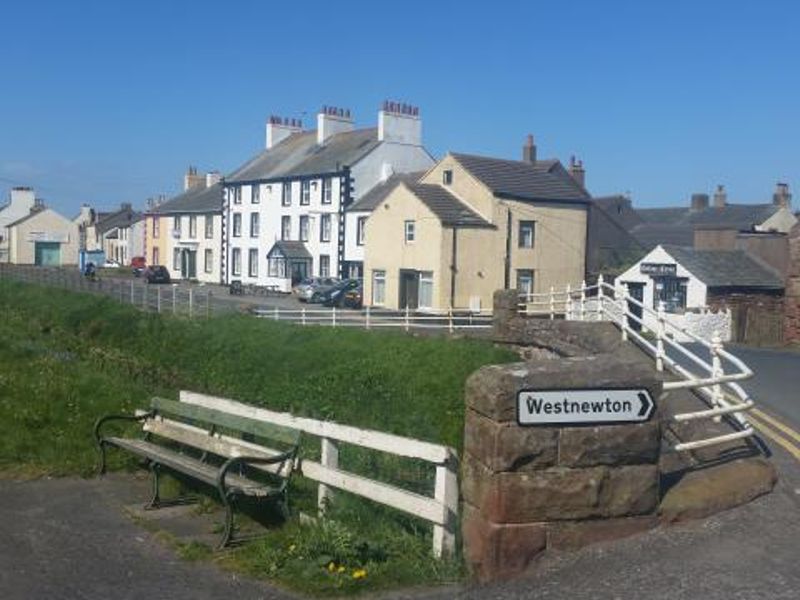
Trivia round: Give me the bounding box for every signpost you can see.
[517,388,654,426]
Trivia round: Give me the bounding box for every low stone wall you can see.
[461,355,662,580]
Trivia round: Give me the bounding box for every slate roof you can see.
[151,182,224,215]
[405,183,493,228]
[267,240,312,260]
[226,128,381,183]
[95,208,142,234]
[450,153,590,203]
[347,172,424,212]
[662,245,784,290]
[630,204,782,248]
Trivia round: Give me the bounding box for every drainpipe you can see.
[504,208,512,289]
[450,227,458,308]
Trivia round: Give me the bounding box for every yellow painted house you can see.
[363,139,589,311]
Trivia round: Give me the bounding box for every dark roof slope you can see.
[226,128,381,183]
[406,183,492,228]
[662,245,784,289]
[450,153,590,203]
[347,172,424,212]
[267,240,312,260]
[95,208,142,234]
[630,204,781,248]
[152,182,223,215]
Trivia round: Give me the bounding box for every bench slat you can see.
[150,397,300,447]
[143,417,293,478]
[105,437,281,497]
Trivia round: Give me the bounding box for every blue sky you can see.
[1,0,797,214]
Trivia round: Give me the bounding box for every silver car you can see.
[293,277,338,302]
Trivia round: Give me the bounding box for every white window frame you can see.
[419,271,434,309]
[357,216,367,246]
[173,248,181,271]
[232,213,242,237]
[519,220,535,248]
[404,220,415,243]
[173,215,181,236]
[516,269,534,296]
[282,182,292,206]
[281,215,291,240]
[189,215,197,239]
[205,215,213,239]
[250,213,260,238]
[153,216,160,238]
[301,180,310,205]
[322,178,332,204]
[320,214,331,243]
[299,215,309,242]
[319,254,330,277]
[231,248,241,276]
[248,248,258,278]
[372,270,386,306]
[204,249,213,273]
[252,184,260,204]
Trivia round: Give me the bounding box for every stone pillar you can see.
[461,355,662,581]
[785,224,800,343]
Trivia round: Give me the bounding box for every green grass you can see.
[0,279,516,594]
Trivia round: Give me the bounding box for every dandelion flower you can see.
[327,562,336,573]
[337,565,346,573]
[352,569,367,580]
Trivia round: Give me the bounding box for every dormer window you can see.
[442,170,453,185]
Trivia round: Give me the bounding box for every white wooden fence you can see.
[179,391,459,558]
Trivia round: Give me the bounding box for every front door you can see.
[399,270,419,310]
[625,282,644,332]
[290,259,309,284]
[181,250,197,279]
[35,242,61,266]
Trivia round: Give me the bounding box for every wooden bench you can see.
[94,397,301,548]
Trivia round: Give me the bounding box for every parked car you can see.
[293,277,338,302]
[321,279,361,307]
[343,284,363,309]
[103,259,121,268]
[131,256,146,277]
[143,265,171,284]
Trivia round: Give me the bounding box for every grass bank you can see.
[0,279,515,594]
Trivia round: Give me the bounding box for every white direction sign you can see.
[517,388,654,426]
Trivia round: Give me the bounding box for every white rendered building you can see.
[223,102,435,291]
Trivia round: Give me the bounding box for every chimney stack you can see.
[317,105,354,145]
[184,166,205,191]
[378,100,422,144]
[265,115,303,150]
[713,184,727,208]
[690,193,710,211]
[773,182,792,208]
[568,155,586,188]
[206,171,222,188]
[522,134,537,163]
[120,202,132,212]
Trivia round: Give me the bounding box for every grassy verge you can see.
[0,279,515,594]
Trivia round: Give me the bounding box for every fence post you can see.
[157,286,161,313]
[302,308,306,326]
[448,307,454,334]
[188,288,194,318]
[580,280,586,321]
[549,286,555,320]
[404,305,410,332]
[596,274,605,321]
[172,284,177,315]
[621,283,630,341]
[365,305,371,330]
[206,291,211,318]
[565,283,573,321]
[130,280,135,305]
[432,452,458,559]
[274,306,279,321]
[710,331,725,421]
[332,306,336,328]
[142,284,148,310]
[655,301,666,372]
[317,437,339,513]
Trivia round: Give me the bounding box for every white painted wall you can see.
[0,188,36,261]
[344,142,434,267]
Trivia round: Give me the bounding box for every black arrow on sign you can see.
[637,392,652,418]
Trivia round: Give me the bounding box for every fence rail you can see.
[0,265,493,333]
[520,276,757,452]
[180,391,458,558]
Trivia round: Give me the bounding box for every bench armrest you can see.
[215,448,299,495]
[93,411,154,445]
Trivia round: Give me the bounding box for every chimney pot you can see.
[691,193,710,211]
[522,134,537,163]
[773,182,792,208]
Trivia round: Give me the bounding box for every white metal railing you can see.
[179,391,458,558]
[251,305,493,333]
[519,275,757,452]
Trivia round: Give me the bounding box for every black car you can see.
[144,265,171,284]
[321,279,361,307]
